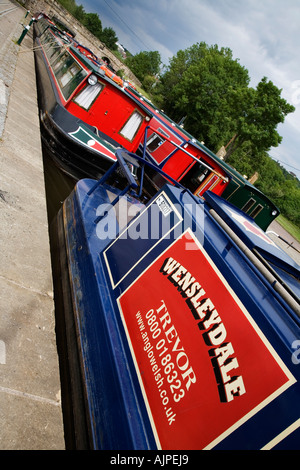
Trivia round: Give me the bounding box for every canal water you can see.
[41,144,84,448]
[42,143,76,226]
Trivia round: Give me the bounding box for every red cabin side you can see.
[162,144,229,196]
[66,77,150,152]
[142,120,229,197]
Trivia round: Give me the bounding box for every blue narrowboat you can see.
[51,149,300,450]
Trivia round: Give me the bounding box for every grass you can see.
[276,214,300,243]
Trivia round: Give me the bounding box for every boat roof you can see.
[51,15,76,37]
[205,190,300,287]
[127,88,278,203]
[66,46,154,120]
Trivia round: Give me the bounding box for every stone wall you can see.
[19,0,141,86]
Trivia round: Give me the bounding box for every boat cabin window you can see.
[52,51,68,72]
[35,18,49,37]
[147,133,164,152]
[180,162,211,193]
[41,30,53,46]
[146,128,169,153]
[42,38,54,53]
[119,110,143,141]
[48,44,65,66]
[39,28,87,101]
[242,198,256,213]
[40,29,63,63]
[41,30,62,58]
[55,54,86,100]
[74,82,104,109]
[250,204,263,219]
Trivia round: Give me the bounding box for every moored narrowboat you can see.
[33,14,280,230]
[33,16,153,180]
[128,89,280,231]
[51,148,300,450]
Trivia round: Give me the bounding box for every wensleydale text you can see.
[160,256,246,403]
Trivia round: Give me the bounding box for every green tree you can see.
[125,51,162,85]
[161,43,250,150]
[74,4,86,22]
[100,27,118,50]
[57,0,77,14]
[225,141,263,177]
[160,43,294,159]
[225,78,295,158]
[82,12,102,40]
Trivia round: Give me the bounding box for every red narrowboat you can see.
[33,15,152,180]
[33,14,279,230]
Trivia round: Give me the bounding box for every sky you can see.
[79,0,300,180]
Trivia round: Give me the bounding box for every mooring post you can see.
[17,17,35,45]
[17,25,30,45]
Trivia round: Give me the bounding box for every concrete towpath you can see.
[0,1,64,449]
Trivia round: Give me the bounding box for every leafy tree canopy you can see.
[225,77,295,158]
[101,27,118,50]
[125,51,162,87]
[82,12,102,40]
[160,43,249,147]
[160,42,295,158]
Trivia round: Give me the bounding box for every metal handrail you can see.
[141,125,229,183]
[209,208,300,317]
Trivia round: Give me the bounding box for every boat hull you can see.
[51,207,92,448]
[50,163,300,449]
[39,105,116,180]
